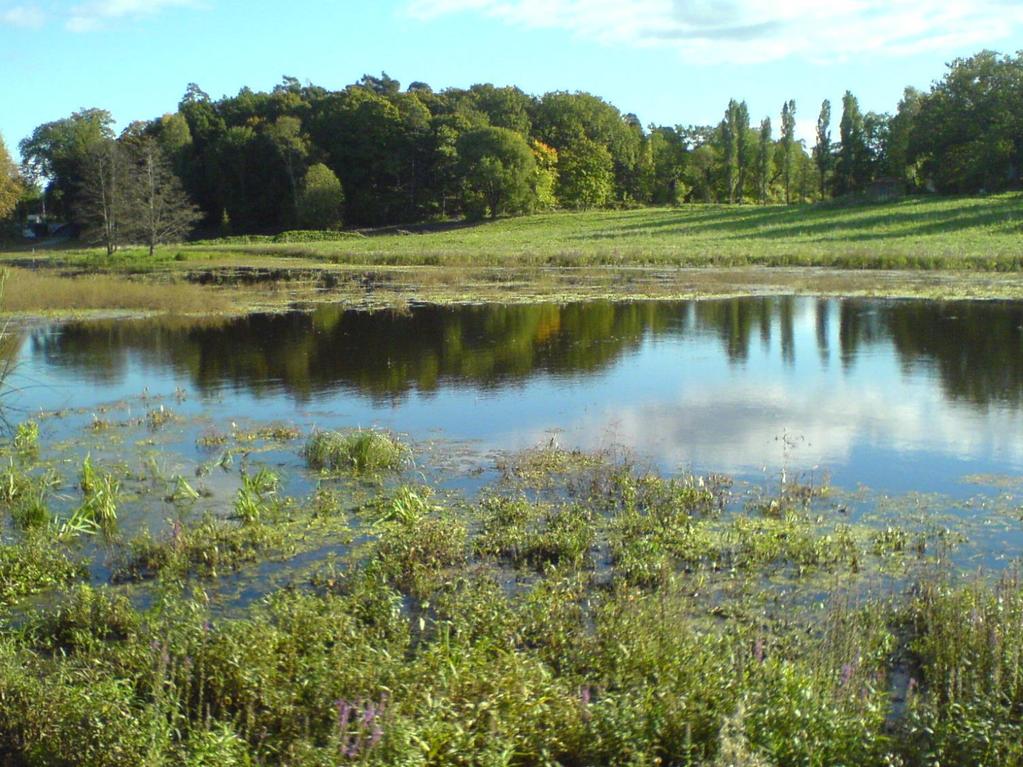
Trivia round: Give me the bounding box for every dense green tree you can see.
[267,116,310,224]
[910,51,1023,193]
[150,113,194,179]
[884,88,922,187]
[469,84,534,135]
[0,133,22,222]
[836,91,868,195]
[19,108,115,220]
[556,135,614,209]
[17,52,1021,238]
[530,139,559,210]
[534,92,641,202]
[646,127,688,204]
[677,125,720,202]
[298,163,344,229]
[457,126,537,218]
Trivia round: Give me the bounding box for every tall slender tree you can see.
[780,100,797,203]
[735,101,751,203]
[721,100,740,203]
[813,100,832,197]
[756,118,772,204]
[837,91,867,195]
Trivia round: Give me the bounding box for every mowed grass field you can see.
[181,193,1023,270]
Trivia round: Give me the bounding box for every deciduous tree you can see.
[837,91,867,195]
[129,138,203,256]
[779,100,797,203]
[814,100,832,197]
[556,135,614,209]
[298,163,344,229]
[77,139,131,255]
[458,126,537,218]
[755,118,773,204]
[0,133,22,222]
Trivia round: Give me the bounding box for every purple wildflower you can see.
[368,724,384,748]
[840,663,856,687]
[754,637,765,663]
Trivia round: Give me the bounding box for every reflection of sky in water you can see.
[8,298,1023,497]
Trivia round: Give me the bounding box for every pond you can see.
[8,295,1023,497]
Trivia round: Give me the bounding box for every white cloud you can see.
[404,0,1023,64]
[66,0,200,32]
[0,3,45,27]
[500,377,1023,479]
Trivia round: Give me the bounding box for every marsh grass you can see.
[116,514,293,581]
[304,429,408,473]
[0,421,1021,764]
[0,531,86,605]
[59,454,120,537]
[234,466,281,524]
[0,266,232,315]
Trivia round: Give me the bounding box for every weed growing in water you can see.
[12,421,38,455]
[304,429,407,473]
[234,466,281,524]
[60,455,120,536]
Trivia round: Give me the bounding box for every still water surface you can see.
[9,296,1023,495]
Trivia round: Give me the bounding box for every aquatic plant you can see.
[12,420,38,455]
[234,466,280,525]
[60,455,120,536]
[303,429,407,473]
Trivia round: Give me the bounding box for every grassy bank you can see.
[202,193,1023,270]
[2,194,1022,316]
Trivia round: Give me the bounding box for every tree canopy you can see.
[10,52,1023,239]
[0,133,22,223]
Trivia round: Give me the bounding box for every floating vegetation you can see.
[145,405,176,430]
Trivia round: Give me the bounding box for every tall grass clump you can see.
[60,454,120,536]
[303,429,407,473]
[899,574,1023,765]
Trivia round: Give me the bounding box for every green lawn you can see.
[3,194,1022,273]
[180,193,1023,270]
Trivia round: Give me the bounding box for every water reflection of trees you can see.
[29,303,676,402]
[22,298,1023,408]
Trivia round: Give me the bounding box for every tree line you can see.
[2,49,1021,243]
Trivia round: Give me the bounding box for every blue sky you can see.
[3,0,1023,159]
